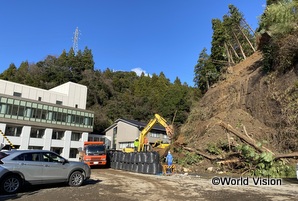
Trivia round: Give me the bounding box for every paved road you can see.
[1,168,298,201]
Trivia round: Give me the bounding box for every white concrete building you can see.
[0,79,94,160]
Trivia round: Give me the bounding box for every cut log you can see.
[217,158,240,164]
[182,146,219,160]
[274,152,298,160]
[242,125,275,155]
[219,121,267,153]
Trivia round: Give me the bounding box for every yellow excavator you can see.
[137,113,174,152]
[122,114,174,153]
[113,114,175,174]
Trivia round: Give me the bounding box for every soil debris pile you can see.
[177,51,298,175]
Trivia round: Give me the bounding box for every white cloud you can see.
[131,67,151,77]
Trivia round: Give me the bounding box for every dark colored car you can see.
[0,149,91,194]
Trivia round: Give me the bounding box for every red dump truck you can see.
[80,141,107,167]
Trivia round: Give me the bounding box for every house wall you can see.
[105,120,169,151]
[117,121,139,142]
[105,122,139,150]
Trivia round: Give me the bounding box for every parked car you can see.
[0,149,91,194]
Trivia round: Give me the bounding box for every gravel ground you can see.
[1,168,298,201]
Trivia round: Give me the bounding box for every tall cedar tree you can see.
[194,48,218,92]
[210,19,227,72]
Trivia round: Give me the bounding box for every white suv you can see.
[0,149,91,194]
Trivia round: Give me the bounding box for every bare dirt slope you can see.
[179,50,298,169]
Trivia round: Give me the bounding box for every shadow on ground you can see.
[0,178,102,201]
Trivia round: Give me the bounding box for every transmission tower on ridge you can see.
[73,27,80,55]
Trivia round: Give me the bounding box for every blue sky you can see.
[0,0,266,86]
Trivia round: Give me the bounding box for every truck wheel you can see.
[68,171,84,187]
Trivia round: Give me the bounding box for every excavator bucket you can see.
[166,125,174,140]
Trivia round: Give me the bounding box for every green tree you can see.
[210,19,227,73]
[259,0,298,72]
[82,47,95,71]
[259,0,298,37]
[14,61,30,84]
[194,48,218,93]
[0,63,17,81]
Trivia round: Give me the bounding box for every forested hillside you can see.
[0,47,194,133]
[177,0,298,177]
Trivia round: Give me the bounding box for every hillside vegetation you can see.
[176,0,298,177]
[0,48,193,134]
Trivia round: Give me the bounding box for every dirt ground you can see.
[1,168,298,201]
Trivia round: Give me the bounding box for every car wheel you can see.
[68,171,84,187]
[1,175,22,194]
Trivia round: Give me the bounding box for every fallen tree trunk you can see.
[219,121,269,153]
[217,158,240,165]
[176,121,298,162]
[274,152,298,160]
[182,146,219,160]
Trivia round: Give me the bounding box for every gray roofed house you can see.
[104,118,169,150]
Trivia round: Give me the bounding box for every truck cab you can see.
[81,141,107,166]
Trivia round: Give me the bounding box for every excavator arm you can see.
[137,114,174,152]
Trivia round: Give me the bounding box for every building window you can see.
[28,146,43,150]
[119,142,134,149]
[5,125,22,137]
[150,132,160,138]
[5,104,12,115]
[38,97,42,101]
[41,109,47,120]
[30,128,45,138]
[69,148,78,158]
[0,96,94,128]
[71,132,81,141]
[13,92,21,97]
[88,136,100,141]
[56,100,62,105]
[51,147,63,155]
[18,105,25,116]
[75,104,78,108]
[52,130,64,140]
[2,144,20,150]
[11,105,19,116]
[61,113,67,122]
[35,108,42,119]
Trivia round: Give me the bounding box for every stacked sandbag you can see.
[110,151,162,175]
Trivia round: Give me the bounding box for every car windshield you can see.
[85,145,105,155]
